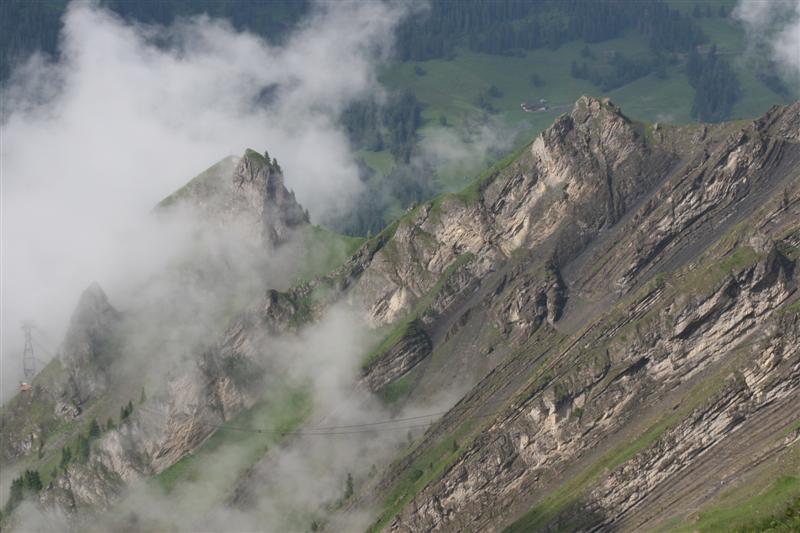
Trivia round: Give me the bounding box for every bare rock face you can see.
[344,96,672,328]
[99,362,263,498]
[492,259,566,336]
[234,151,309,246]
[59,283,121,405]
[159,149,309,248]
[370,99,800,533]
[361,319,433,392]
[54,400,81,421]
[9,97,800,532]
[39,461,125,514]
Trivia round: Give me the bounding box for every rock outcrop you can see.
[361,319,433,392]
[159,149,309,247]
[362,100,800,532]
[60,283,121,405]
[231,150,309,247]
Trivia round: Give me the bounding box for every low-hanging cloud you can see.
[1,0,412,399]
[419,116,522,192]
[734,0,800,82]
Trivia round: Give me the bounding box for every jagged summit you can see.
[235,149,309,246]
[60,283,120,404]
[159,148,309,247]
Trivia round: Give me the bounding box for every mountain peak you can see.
[234,149,309,247]
[159,148,309,247]
[60,283,121,404]
[567,95,629,128]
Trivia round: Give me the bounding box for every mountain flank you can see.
[2,97,799,532]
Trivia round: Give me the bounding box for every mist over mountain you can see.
[1,1,799,532]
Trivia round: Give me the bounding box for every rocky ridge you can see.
[353,99,800,532]
[159,149,309,247]
[2,97,799,532]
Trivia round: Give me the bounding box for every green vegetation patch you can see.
[243,148,268,165]
[295,225,365,284]
[665,475,800,533]
[157,156,237,208]
[368,430,474,533]
[154,386,310,495]
[378,369,418,404]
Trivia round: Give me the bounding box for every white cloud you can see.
[1,0,409,397]
[735,0,800,82]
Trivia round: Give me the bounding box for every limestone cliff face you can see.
[6,149,313,519]
[32,287,264,516]
[231,150,309,247]
[343,97,674,328]
[88,358,254,486]
[386,242,797,532]
[159,149,309,247]
[361,100,800,532]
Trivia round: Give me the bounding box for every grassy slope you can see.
[661,470,800,532]
[294,225,365,285]
[157,155,238,208]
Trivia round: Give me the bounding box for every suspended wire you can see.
[137,397,513,437]
[22,326,518,435]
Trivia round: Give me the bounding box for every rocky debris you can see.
[492,259,566,337]
[54,400,81,421]
[60,283,121,405]
[361,320,433,392]
[14,428,43,457]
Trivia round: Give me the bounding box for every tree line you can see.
[687,46,741,122]
[341,91,423,165]
[394,0,706,60]
[2,0,708,80]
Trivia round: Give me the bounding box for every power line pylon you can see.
[22,321,36,379]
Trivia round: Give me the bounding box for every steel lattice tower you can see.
[22,322,36,379]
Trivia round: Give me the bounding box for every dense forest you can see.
[394,0,706,60]
[3,0,707,82]
[0,0,309,79]
[570,51,661,92]
[686,46,741,122]
[341,91,423,165]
